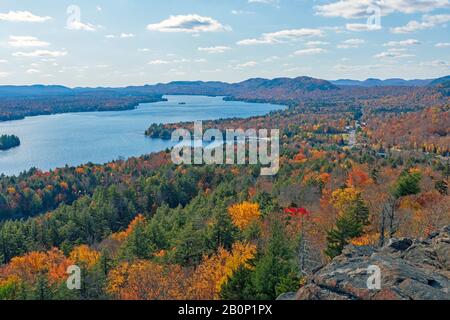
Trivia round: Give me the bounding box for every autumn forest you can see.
[0,75,448,300]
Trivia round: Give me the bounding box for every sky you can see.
[0,0,449,87]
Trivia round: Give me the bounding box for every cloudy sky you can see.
[0,0,449,87]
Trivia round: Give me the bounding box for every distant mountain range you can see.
[1,75,448,98]
[1,75,448,121]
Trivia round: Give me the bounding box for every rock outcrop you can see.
[294,226,450,300]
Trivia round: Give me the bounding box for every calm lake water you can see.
[0,95,284,176]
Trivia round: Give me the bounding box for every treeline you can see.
[145,123,172,140]
[0,135,20,151]
[366,105,450,156]
[0,93,165,122]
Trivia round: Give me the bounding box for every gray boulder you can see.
[295,226,450,300]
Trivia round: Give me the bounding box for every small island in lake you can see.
[0,134,20,151]
[145,123,173,140]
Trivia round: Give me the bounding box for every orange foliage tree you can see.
[106,261,187,300]
[110,214,146,243]
[1,248,72,285]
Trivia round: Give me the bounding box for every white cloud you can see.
[198,46,231,53]
[315,0,449,19]
[391,14,450,33]
[346,23,382,31]
[248,0,279,4]
[374,48,415,58]
[138,48,151,52]
[343,38,366,45]
[172,58,191,63]
[383,39,421,46]
[120,33,135,38]
[333,63,383,72]
[147,14,230,33]
[66,20,96,32]
[231,10,254,15]
[107,33,135,38]
[200,68,223,73]
[263,56,280,62]
[419,59,449,67]
[0,59,8,63]
[0,10,51,22]
[13,50,68,58]
[435,42,450,47]
[337,38,366,48]
[25,68,40,74]
[233,61,257,69]
[148,60,170,65]
[293,48,327,56]
[237,28,323,45]
[8,36,50,48]
[0,71,9,77]
[306,41,329,47]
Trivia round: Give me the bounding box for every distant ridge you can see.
[0,85,72,97]
[331,78,434,87]
[236,76,339,92]
[3,76,447,96]
[0,76,339,97]
[429,75,450,86]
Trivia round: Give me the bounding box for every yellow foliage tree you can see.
[228,202,261,230]
[331,187,360,215]
[69,245,100,269]
[187,241,256,300]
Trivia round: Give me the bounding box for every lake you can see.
[0,95,284,176]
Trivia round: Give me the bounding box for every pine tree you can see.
[220,265,254,300]
[325,213,363,258]
[120,221,154,260]
[252,219,297,300]
[325,193,370,258]
[393,170,421,199]
[435,180,448,196]
[208,209,237,251]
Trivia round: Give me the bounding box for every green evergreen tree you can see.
[435,180,448,195]
[325,193,370,259]
[251,219,297,300]
[220,265,254,300]
[393,170,421,199]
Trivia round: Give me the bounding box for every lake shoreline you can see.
[0,95,285,176]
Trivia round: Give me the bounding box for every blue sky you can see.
[0,0,449,87]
